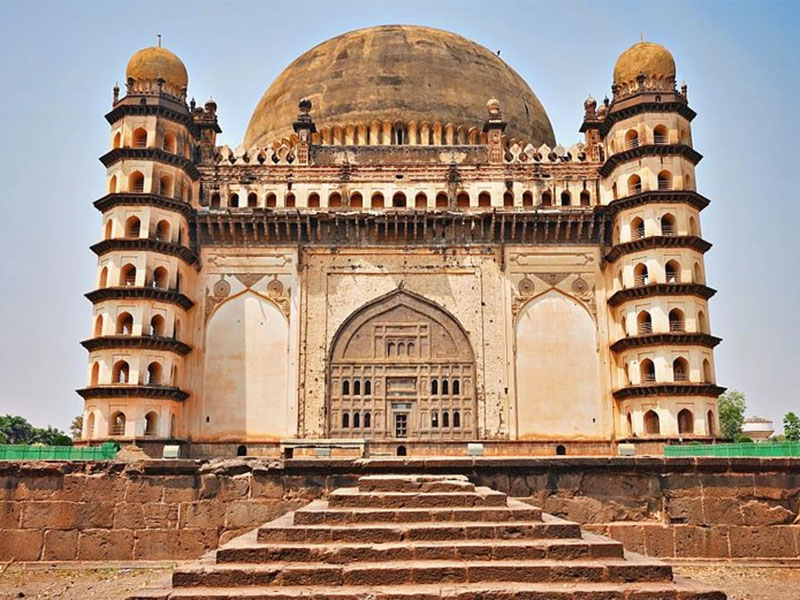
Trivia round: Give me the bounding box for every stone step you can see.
[328,486,507,508]
[217,531,625,564]
[293,498,542,524]
[172,555,674,588]
[257,512,581,544]
[132,578,726,600]
[357,474,473,493]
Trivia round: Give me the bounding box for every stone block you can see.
[728,525,798,558]
[0,529,43,560]
[125,477,165,503]
[740,500,794,525]
[161,475,200,503]
[60,473,125,502]
[15,475,63,501]
[77,529,134,560]
[142,502,179,529]
[42,529,79,560]
[605,523,645,554]
[114,502,146,529]
[224,500,280,529]
[0,501,21,528]
[666,497,705,524]
[133,528,219,560]
[178,500,226,529]
[642,524,675,557]
[21,501,79,529]
[76,501,116,529]
[702,496,743,525]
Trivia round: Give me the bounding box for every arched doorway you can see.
[328,290,477,441]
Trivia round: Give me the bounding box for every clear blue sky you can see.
[0,0,797,433]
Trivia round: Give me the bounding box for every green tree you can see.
[0,415,34,444]
[717,390,746,440]
[70,415,83,440]
[31,426,72,446]
[784,412,800,442]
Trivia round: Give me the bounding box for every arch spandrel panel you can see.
[328,290,476,441]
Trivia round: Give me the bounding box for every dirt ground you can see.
[0,563,799,600]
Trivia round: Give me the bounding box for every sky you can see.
[0,0,797,434]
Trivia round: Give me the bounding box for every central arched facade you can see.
[328,290,477,441]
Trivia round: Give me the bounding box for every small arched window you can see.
[125,216,141,238]
[669,309,685,332]
[435,192,449,208]
[707,410,716,436]
[697,310,708,334]
[342,412,350,428]
[503,191,514,207]
[129,171,145,193]
[453,411,461,428]
[93,315,104,337]
[342,380,350,396]
[149,314,165,337]
[99,266,109,289]
[371,192,384,208]
[393,192,407,208]
[350,192,363,208]
[144,411,158,436]
[452,379,460,395]
[86,411,96,438]
[627,174,642,195]
[159,175,173,198]
[154,220,170,242]
[247,192,258,208]
[541,191,552,206]
[132,128,148,148]
[456,191,470,207]
[364,412,371,428]
[431,379,438,395]
[146,362,162,385]
[643,410,660,434]
[108,175,118,195]
[626,412,633,436]
[116,312,133,335]
[665,260,680,284]
[657,170,673,191]
[329,192,342,208]
[689,216,699,236]
[631,217,645,240]
[109,411,126,436]
[353,412,361,428]
[442,411,450,427]
[673,357,689,382]
[266,193,277,208]
[308,192,320,208]
[152,267,168,290]
[625,129,639,149]
[163,133,177,154]
[112,361,130,384]
[431,411,439,427]
[353,380,361,396]
[478,192,491,207]
[560,191,571,206]
[661,214,676,236]
[229,193,240,208]
[653,125,669,145]
[441,379,449,395]
[579,190,590,206]
[633,263,649,287]
[522,191,533,207]
[693,263,704,284]
[415,192,428,209]
[678,408,694,434]
[364,380,372,395]
[285,193,296,208]
[121,264,137,287]
[112,131,122,149]
[90,363,100,386]
[210,193,221,208]
[637,310,652,335]
[703,359,713,383]
[640,359,656,383]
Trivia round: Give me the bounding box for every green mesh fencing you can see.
[0,442,118,461]
[664,442,800,457]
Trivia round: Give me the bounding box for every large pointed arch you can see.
[328,289,476,441]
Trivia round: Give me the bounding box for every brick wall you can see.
[0,457,798,561]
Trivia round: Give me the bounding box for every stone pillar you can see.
[483,98,506,165]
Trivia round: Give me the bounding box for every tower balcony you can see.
[610,332,722,353]
[76,384,189,402]
[81,335,192,355]
[599,143,702,177]
[90,237,198,265]
[100,147,201,180]
[608,283,716,308]
[612,383,725,401]
[86,286,194,310]
[94,193,195,219]
[604,235,711,263]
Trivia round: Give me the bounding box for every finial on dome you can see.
[298,97,312,114]
[157,33,162,48]
[583,95,597,118]
[204,97,217,114]
[486,98,501,118]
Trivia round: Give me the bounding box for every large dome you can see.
[244,25,555,148]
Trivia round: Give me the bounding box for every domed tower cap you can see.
[613,41,675,87]
[126,45,188,90]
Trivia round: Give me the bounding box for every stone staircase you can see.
[131,474,726,599]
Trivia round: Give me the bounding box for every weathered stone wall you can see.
[1,457,797,561]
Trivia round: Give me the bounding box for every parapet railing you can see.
[665,441,800,457]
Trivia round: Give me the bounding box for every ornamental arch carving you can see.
[327,289,477,441]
